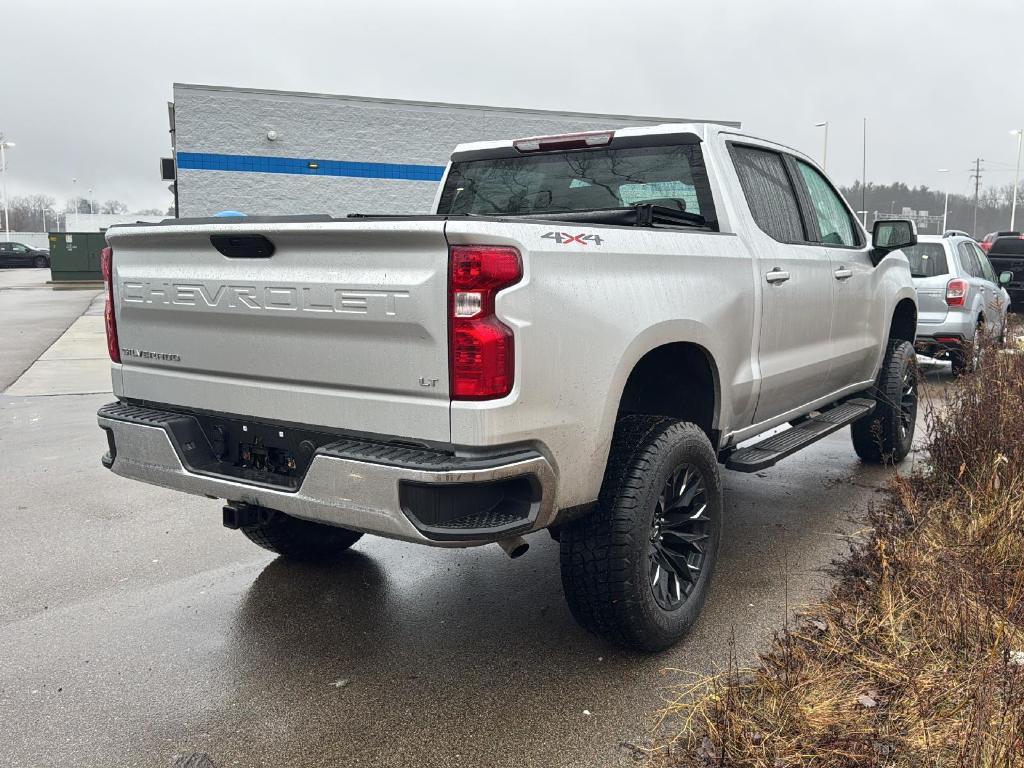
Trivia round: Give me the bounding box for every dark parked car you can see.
[979,230,1020,253]
[986,233,1024,307]
[0,241,50,268]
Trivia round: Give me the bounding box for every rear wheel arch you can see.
[615,342,721,444]
[888,298,917,344]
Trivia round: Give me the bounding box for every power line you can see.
[970,158,984,237]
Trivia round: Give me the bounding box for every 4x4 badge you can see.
[541,231,604,246]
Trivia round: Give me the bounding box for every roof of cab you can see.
[448,122,817,167]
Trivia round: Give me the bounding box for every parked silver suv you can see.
[907,234,1011,373]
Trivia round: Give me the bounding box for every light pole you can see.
[1011,129,1023,231]
[814,121,829,170]
[861,117,868,227]
[0,138,14,242]
[87,188,94,215]
[937,168,950,233]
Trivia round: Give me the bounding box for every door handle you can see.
[765,268,791,284]
[833,266,853,280]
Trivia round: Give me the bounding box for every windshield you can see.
[437,143,717,228]
[902,243,949,278]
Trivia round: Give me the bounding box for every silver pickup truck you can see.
[97,123,919,651]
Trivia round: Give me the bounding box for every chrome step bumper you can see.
[97,402,557,546]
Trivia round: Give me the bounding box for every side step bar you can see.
[723,397,876,473]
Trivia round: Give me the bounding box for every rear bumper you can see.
[97,402,557,547]
[914,333,964,359]
[915,313,977,358]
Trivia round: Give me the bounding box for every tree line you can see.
[839,181,1021,236]
[2,183,1020,237]
[1,194,171,232]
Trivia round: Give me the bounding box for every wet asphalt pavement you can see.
[0,271,938,768]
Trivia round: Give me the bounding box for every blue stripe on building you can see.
[176,152,446,182]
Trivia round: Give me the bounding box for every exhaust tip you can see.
[497,535,529,559]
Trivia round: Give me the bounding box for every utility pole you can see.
[1011,130,1022,231]
[970,158,984,238]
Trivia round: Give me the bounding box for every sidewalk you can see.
[6,294,111,396]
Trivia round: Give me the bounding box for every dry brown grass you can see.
[650,345,1024,767]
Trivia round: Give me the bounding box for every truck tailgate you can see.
[105,220,451,443]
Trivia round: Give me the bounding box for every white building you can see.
[171,83,738,218]
[63,212,165,232]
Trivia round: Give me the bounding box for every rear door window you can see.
[958,243,983,278]
[729,145,805,243]
[973,243,998,283]
[902,243,948,277]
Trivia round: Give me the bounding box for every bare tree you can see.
[6,194,59,231]
[100,199,128,215]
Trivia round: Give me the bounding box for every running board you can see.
[723,398,876,473]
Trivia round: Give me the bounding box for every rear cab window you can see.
[989,235,1024,257]
[902,243,949,277]
[437,141,717,229]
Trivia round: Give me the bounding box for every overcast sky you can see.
[2,0,1022,211]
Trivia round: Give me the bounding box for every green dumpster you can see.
[48,232,107,282]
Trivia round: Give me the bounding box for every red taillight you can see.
[101,246,120,363]
[448,245,522,400]
[946,277,968,308]
[980,241,992,252]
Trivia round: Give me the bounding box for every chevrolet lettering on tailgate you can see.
[122,281,411,316]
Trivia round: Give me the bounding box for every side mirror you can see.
[870,219,918,266]
[872,219,918,251]
[1000,271,1013,285]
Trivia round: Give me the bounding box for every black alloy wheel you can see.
[648,463,711,610]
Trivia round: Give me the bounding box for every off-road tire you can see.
[851,339,917,463]
[240,511,363,560]
[559,416,723,652]
[33,255,48,269]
